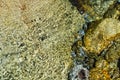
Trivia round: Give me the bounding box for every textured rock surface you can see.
[1,0,120,80]
[105,38,120,62]
[87,37,120,80]
[68,65,89,80]
[0,0,84,80]
[68,0,120,80]
[89,57,120,80]
[84,18,120,54]
[69,0,116,21]
[89,60,112,80]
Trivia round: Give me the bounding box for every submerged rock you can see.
[84,18,120,54]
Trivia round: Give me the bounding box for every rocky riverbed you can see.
[0,0,120,80]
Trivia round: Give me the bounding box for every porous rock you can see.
[0,0,83,80]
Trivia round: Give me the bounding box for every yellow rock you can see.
[84,18,120,54]
[89,60,111,80]
[89,68,112,80]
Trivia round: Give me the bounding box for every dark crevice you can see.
[118,16,120,21]
[78,69,86,79]
[18,42,25,48]
[92,58,96,68]
[69,0,85,14]
[117,58,120,72]
[38,34,47,41]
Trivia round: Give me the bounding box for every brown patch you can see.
[19,4,26,11]
[78,69,86,79]
[98,33,103,40]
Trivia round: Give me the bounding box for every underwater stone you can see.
[84,18,120,54]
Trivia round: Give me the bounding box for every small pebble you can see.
[80,10,84,15]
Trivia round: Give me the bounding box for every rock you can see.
[0,0,84,80]
[103,1,120,19]
[84,18,120,54]
[89,60,111,80]
[68,65,89,80]
[69,0,116,21]
[105,39,120,62]
[89,59,120,80]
